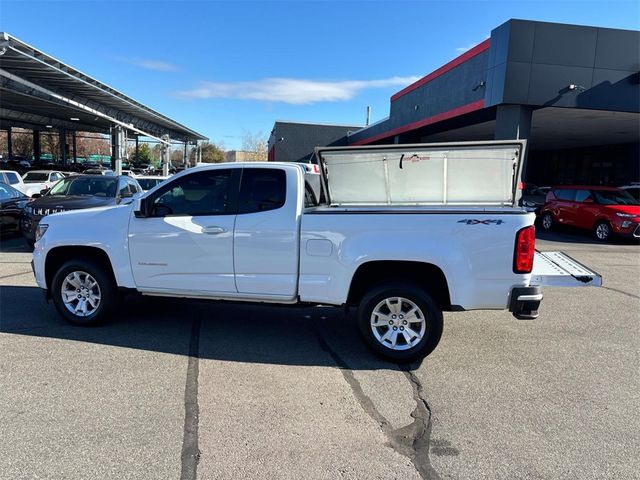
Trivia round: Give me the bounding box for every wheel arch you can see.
[45,246,117,291]
[593,217,612,229]
[346,260,452,310]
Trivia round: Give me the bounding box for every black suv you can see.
[22,174,141,246]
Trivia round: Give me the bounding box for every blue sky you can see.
[2,0,639,149]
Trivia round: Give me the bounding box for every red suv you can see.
[541,186,640,241]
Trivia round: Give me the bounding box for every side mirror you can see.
[134,197,149,218]
[31,193,42,199]
[583,198,594,203]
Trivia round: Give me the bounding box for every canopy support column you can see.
[112,125,125,175]
[7,127,12,159]
[59,128,67,165]
[72,131,77,165]
[33,129,41,163]
[161,134,170,176]
[183,141,188,168]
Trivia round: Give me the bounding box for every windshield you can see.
[23,172,49,182]
[48,177,117,197]
[593,189,639,206]
[137,178,163,190]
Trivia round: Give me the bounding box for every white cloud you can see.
[455,35,490,54]
[175,76,420,104]
[455,43,479,54]
[118,57,179,72]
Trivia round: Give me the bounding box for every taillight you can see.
[514,225,535,273]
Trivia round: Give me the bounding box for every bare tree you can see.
[242,131,268,161]
[11,128,34,158]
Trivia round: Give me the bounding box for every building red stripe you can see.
[390,38,491,102]
[350,99,485,146]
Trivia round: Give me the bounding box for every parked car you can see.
[22,174,142,246]
[0,170,28,195]
[134,175,168,191]
[541,185,640,241]
[22,170,66,196]
[0,182,31,236]
[83,168,115,176]
[521,183,547,214]
[620,183,640,201]
[31,141,600,362]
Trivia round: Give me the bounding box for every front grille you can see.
[33,207,65,216]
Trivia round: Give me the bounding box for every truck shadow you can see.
[0,285,399,371]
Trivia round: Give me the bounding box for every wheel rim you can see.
[596,223,609,239]
[370,297,426,351]
[60,271,101,317]
[542,214,552,229]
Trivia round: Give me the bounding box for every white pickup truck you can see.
[31,141,600,362]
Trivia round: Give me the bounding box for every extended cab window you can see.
[150,169,232,217]
[238,168,286,214]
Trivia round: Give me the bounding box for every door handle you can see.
[201,226,227,235]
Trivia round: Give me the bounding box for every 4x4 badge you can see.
[458,219,504,225]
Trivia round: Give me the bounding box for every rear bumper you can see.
[509,286,543,320]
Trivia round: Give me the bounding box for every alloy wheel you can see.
[60,271,102,317]
[370,296,426,351]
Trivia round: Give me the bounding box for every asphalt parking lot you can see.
[0,231,638,480]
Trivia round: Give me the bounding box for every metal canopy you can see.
[0,32,207,142]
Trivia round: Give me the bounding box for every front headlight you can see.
[35,223,49,242]
[616,213,636,218]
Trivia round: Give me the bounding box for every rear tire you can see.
[357,282,443,363]
[541,212,554,231]
[51,258,117,325]
[594,221,612,242]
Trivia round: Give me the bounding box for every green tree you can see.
[129,143,154,167]
[189,141,225,164]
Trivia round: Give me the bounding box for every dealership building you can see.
[268,19,639,186]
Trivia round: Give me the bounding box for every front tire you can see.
[594,221,612,242]
[357,283,443,363]
[51,259,117,325]
[541,212,554,231]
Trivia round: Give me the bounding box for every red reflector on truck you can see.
[514,225,535,273]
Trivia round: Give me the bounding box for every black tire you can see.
[51,258,117,325]
[594,220,612,242]
[541,212,554,231]
[357,282,443,363]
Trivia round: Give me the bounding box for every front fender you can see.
[34,205,136,289]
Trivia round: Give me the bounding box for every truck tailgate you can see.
[531,251,602,287]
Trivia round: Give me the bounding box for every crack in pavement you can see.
[180,318,201,480]
[600,286,640,300]
[313,323,440,480]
